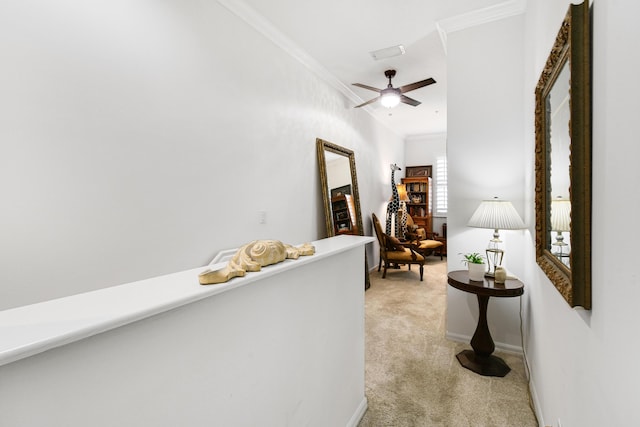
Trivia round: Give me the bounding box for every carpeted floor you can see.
[358,258,538,427]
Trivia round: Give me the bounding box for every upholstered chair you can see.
[372,213,424,281]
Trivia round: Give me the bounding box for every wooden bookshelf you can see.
[401,176,433,234]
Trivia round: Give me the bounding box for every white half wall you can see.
[0,237,369,427]
[0,0,402,310]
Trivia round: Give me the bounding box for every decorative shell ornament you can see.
[199,240,315,285]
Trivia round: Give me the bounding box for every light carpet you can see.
[358,258,538,427]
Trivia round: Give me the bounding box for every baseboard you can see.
[446,331,544,424]
[445,331,523,354]
[346,397,368,427]
[528,373,546,427]
[368,260,378,273]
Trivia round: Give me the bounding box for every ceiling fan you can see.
[352,69,436,108]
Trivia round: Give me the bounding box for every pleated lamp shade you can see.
[467,199,526,230]
[551,198,571,232]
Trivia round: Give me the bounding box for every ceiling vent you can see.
[369,45,405,61]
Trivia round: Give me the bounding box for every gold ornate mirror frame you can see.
[316,138,369,289]
[535,1,591,309]
[316,139,364,238]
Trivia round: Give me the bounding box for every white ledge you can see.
[0,235,373,367]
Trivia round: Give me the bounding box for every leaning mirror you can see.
[535,1,591,309]
[316,138,370,289]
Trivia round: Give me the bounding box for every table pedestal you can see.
[456,351,511,377]
[455,293,511,377]
[447,270,524,378]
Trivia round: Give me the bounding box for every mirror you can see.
[548,62,571,268]
[535,1,591,309]
[316,138,370,289]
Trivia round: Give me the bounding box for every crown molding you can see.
[436,0,526,54]
[215,0,376,116]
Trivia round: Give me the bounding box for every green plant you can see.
[460,252,485,265]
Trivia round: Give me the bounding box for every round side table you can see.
[447,270,524,377]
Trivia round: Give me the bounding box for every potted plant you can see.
[460,252,486,281]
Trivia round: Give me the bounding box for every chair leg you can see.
[419,265,424,281]
[382,263,388,278]
[378,258,382,272]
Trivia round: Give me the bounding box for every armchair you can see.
[404,214,427,240]
[372,213,424,281]
[404,214,445,260]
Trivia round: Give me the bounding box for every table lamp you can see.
[550,197,571,258]
[467,197,526,276]
[395,184,409,203]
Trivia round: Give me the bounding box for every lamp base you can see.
[485,248,503,278]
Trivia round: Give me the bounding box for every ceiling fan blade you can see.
[352,83,382,93]
[400,95,421,107]
[399,78,436,93]
[354,96,381,108]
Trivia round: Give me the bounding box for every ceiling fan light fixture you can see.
[380,89,400,108]
[352,70,435,109]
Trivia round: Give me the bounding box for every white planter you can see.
[467,263,486,281]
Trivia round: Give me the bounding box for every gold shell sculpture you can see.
[199,240,315,285]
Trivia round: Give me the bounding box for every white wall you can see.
[448,0,640,425]
[0,239,368,427]
[0,0,402,310]
[405,133,446,171]
[446,14,526,351]
[327,157,352,192]
[520,1,640,426]
[405,133,447,233]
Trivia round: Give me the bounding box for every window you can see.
[435,156,448,215]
